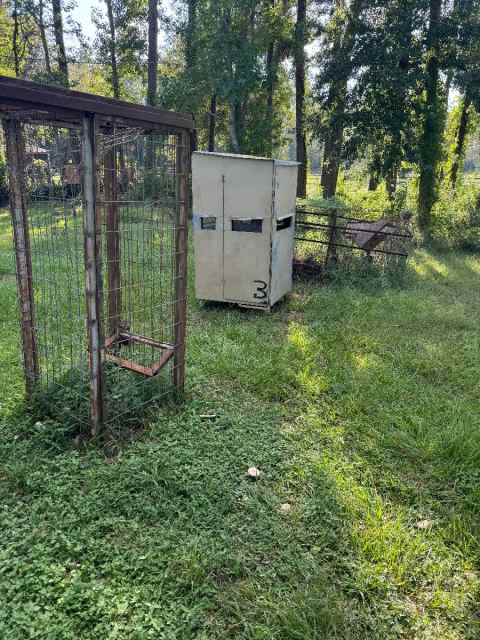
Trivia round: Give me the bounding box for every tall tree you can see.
[12,0,21,77]
[349,0,420,200]
[31,0,53,77]
[418,0,444,235]
[208,93,217,151]
[105,0,120,98]
[450,92,472,190]
[92,0,145,100]
[295,0,307,196]
[317,0,364,199]
[51,0,68,86]
[448,0,480,190]
[147,0,159,106]
[185,0,198,71]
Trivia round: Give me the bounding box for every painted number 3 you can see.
[253,280,268,300]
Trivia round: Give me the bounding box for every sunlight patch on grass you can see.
[412,251,450,278]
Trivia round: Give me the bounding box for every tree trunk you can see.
[228,99,241,153]
[418,0,443,236]
[147,0,159,106]
[37,0,52,76]
[321,115,344,199]
[265,0,278,156]
[12,0,21,77]
[295,0,307,198]
[450,92,471,191]
[320,0,363,199]
[385,163,399,201]
[51,0,69,87]
[368,172,379,192]
[208,94,217,152]
[185,0,198,71]
[105,0,120,99]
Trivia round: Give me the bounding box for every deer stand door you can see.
[222,158,273,305]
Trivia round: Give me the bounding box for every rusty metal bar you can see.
[173,131,190,391]
[105,348,174,377]
[82,113,105,435]
[296,221,412,240]
[104,140,121,338]
[3,118,39,398]
[325,208,338,266]
[294,236,409,258]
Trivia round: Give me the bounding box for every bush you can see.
[430,178,480,251]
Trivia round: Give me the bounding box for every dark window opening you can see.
[231,218,263,233]
[276,216,293,231]
[201,216,216,230]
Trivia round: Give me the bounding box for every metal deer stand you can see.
[0,77,194,435]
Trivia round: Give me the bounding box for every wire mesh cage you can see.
[0,77,193,435]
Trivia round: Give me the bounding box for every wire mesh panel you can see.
[21,123,90,428]
[4,122,185,432]
[98,127,181,430]
[1,77,192,435]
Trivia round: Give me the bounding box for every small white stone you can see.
[279,503,292,514]
[247,466,261,479]
[416,519,433,530]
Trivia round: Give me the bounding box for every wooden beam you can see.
[82,113,105,435]
[104,142,121,338]
[173,131,191,392]
[0,76,195,131]
[3,118,39,398]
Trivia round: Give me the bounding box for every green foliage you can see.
[429,176,480,251]
[91,0,147,100]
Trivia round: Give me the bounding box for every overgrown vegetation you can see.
[1,192,480,637]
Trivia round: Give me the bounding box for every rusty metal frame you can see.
[1,77,193,433]
[82,113,105,435]
[104,140,121,339]
[3,118,39,399]
[173,131,191,392]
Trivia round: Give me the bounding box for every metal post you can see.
[104,140,121,340]
[325,207,338,266]
[82,113,105,434]
[173,130,190,391]
[3,118,39,399]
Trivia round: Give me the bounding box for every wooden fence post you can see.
[173,130,190,392]
[104,139,121,340]
[82,113,105,434]
[3,118,39,399]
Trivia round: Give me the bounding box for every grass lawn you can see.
[1,205,480,638]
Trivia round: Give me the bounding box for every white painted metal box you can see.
[192,151,298,309]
